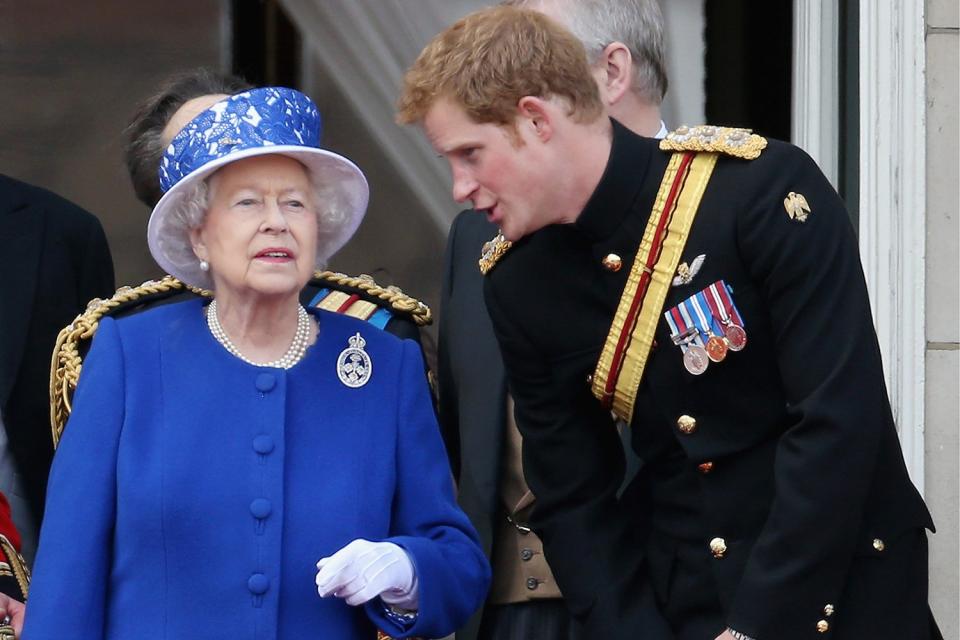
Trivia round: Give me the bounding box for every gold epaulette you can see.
[313,271,432,327]
[659,125,767,160]
[50,275,205,447]
[0,533,30,600]
[479,233,513,275]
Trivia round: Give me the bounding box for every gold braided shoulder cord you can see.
[49,276,210,448]
[314,271,433,327]
[0,533,30,599]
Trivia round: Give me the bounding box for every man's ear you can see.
[516,96,555,141]
[595,41,634,106]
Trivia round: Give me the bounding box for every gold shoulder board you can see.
[659,125,767,160]
[479,233,513,275]
[312,271,432,327]
[50,275,206,447]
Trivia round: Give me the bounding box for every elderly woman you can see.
[23,87,489,639]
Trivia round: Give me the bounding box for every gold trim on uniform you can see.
[591,152,719,423]
[0,534,30,599]
[660,125,767,160]
[479,233,513,275]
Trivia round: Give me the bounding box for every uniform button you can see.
[709,537,727,559]
[252,435,275,454]
[823,604,835,617]
[255,373,276,392]
[697,461,715,474]
[525,577,539,590]
[816,619,830,633]
[248,573,270,595]
[872,538,885,552]
[601,253,623,272]
[250,498,272,519]
[677,415,697,434]
[520,548,534,562]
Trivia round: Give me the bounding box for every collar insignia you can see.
[479,232,513,275]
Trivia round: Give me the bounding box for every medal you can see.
[683,344,710,375]
[690,292,728,363]
[705,335,728,362]
[665,306,710,375]
[337,332,372,388]
[723,323,747,351]
[705,281,748,352]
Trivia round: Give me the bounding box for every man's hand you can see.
[715,631,737,640]
[0,593,25,635]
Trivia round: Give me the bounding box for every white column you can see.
[791,0,838,186]
[858,2,927,494]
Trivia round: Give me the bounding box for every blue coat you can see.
[24,299,490,640]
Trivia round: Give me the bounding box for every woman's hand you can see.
[715,631,737,640]
[0,593,25,635]
[316,539,418,609]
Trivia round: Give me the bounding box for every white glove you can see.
[315,539,419,609]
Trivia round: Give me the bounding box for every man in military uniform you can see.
[437,1,669,638]
[399,6,939,640]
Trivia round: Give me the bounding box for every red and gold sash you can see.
[591,151,719,422]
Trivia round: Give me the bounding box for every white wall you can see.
[924,0,959,636]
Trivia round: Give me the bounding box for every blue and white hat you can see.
[147,87,369,289]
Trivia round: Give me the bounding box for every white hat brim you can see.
[147,145,369,290]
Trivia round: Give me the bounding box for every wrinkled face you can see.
[191,154,318,301]
[424,97,557,242]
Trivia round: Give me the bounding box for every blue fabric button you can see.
[248,573,270,595]
[250,498,272,519]
[252,435,274,454]
[255,373,276,392]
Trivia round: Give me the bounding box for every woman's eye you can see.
[285,200,305,208]
[236,198,259,207]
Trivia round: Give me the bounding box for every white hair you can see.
[509,0,668,104]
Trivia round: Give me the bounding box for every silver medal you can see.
[337,332,372,388]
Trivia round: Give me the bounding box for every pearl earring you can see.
[199,260,210,272]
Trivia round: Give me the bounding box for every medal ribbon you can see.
[705,280,745,327]
[592,151,719,422]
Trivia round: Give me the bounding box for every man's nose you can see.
[451,170,477,204]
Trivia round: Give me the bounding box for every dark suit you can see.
[440,212,586,640]
[437,211,507,640]
[0,174,114,527]
[483,121,938,640]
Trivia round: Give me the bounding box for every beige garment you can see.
[487,396,563,604]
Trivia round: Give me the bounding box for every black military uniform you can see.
[482,119,938,640]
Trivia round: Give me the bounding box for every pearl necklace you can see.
[206,300,311,369]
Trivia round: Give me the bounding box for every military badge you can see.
[479,232,513,275]
[673,254,706,287]
[784,191,811,222]
[337,332,372,388]
[665,280,747,374]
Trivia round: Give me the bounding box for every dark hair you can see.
[124,68,252,208]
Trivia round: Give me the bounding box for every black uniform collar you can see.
[574,118,652,241]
